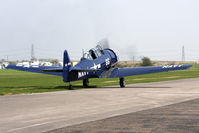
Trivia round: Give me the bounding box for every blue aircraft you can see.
[6,45,192,89]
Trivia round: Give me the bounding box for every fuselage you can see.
[67,49,118,82]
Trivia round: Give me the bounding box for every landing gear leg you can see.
[69,82,73,90]
[120,77,126,88]
[83,79,89,88]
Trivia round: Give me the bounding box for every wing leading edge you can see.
[107,64,192,78]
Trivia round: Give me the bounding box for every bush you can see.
[140,57,153,66]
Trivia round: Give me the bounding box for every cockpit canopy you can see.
[83,45,104,60]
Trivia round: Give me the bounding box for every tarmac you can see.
[47,98,199,133]
[1,78,199,133]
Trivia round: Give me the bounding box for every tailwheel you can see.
[120,77,126,88]
[83,79,89,87]
[69,82,73,90]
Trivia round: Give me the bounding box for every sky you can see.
[0,0,199,61]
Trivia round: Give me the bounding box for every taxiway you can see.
[1,78,199,133]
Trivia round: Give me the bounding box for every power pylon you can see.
[182,45,185,62]
[31,44,35,61]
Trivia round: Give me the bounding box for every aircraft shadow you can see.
[41,85,171,90]
[74,86,171,90]
[95,86,171,89]
[0,86,171,91]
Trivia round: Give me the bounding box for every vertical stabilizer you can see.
[63,50,72,82]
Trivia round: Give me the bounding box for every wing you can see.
[106,64,192,78]
[6,64,63,76]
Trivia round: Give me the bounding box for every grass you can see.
[0,64,199,95]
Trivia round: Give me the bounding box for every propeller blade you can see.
[97,38,110,50]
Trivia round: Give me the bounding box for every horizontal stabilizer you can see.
[107,64,192,78]
[71,66,100,72]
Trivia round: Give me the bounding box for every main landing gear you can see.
[68,79,89,90]
[83,78,89,88]
[120,77,126,88]
[69,78,125,89]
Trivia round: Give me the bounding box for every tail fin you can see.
[63,50,72,82]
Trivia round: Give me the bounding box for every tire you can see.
[69,84,73,90]
[120,77,126,88]
[83,79,89,87]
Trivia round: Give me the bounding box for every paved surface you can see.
[47,98,199,133]
[1,78,199,133]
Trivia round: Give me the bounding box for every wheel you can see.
[83,79,89,87]
[120,77,126,88]
[69,82,73,90]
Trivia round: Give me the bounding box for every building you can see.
[0,62,8,69]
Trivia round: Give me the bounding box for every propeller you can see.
[97,38,110,50]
